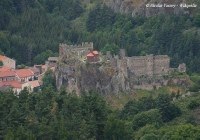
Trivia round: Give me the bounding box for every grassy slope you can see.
[105,85,186,109]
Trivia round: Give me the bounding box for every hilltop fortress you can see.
[59,42,171,77]
[55,42,186,94]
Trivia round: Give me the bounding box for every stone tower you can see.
[146,54,154,76]
[119,49,126,59]
[59,44,65,56]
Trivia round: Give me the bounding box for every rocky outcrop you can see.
[55,59,131,95]
[54,48,190,95]
[107,0,194,17]
[55,55,167,95]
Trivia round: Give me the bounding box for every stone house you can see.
[0,55,16,69]
[22,80,40,92]
[15,69,34,83]
[0,80,22,94]
[34,65,46,74]
[29,67,40,79]
[0,66,13,72]
[0,71,16,81]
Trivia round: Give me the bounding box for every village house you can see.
[0,55,16,69]
[47,57,58,68]
[29,66,40,79]
[0,71,16,81]
[34,64,46,74]
[0,83,11,92]
[15,69,34,83]
[0,66,13,72]
[22,80,40,92]
[0,80,22,94]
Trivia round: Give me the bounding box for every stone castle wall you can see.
[59,42,93,57]
[153,55,170,75]
[127,56,147,76]
[126,55,170,77]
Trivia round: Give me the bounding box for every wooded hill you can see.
[1,0,200,74]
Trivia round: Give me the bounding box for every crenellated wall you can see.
[59,42,93,57]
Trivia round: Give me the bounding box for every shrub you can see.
[188,100,200,110]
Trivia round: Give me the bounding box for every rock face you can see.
[107,0,194,17]
[55,53,168,95]
[55,57,131,95]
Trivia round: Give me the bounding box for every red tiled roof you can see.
[0,71,15,78]
[42,65,46,69]
[15,69,34,78]
[0,55,5,61]
[93,51,99,55]
[0,66,12,72]
[28,80,40,88]
[1,80,22,88]
[87,53,94,57]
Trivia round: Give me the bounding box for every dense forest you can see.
[0,70,199,139]
[1,81,200,139]
[1,0,200,73]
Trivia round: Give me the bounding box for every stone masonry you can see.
[59,42,93,58]
[105,49,170,77]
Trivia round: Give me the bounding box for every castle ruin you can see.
[104,49,170,77]
[55,42,186,94]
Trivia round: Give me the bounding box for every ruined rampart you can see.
[126,54,170,77]
[59,42,93,57]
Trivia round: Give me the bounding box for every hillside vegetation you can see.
[0,86,200,139]
[0,0,200,74]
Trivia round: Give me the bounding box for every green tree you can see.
[41,69,55,90]
[81,90,108,139]
[0,32,10,55]
[188,100,200,110]
[131,109,163,131]
[104,114,130,140]
[120,100,144,120]
[101,43,120,56]
[33,50,57,64]
[140,133,158,140]
[194,14,200,27]
[156,94,181,122]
